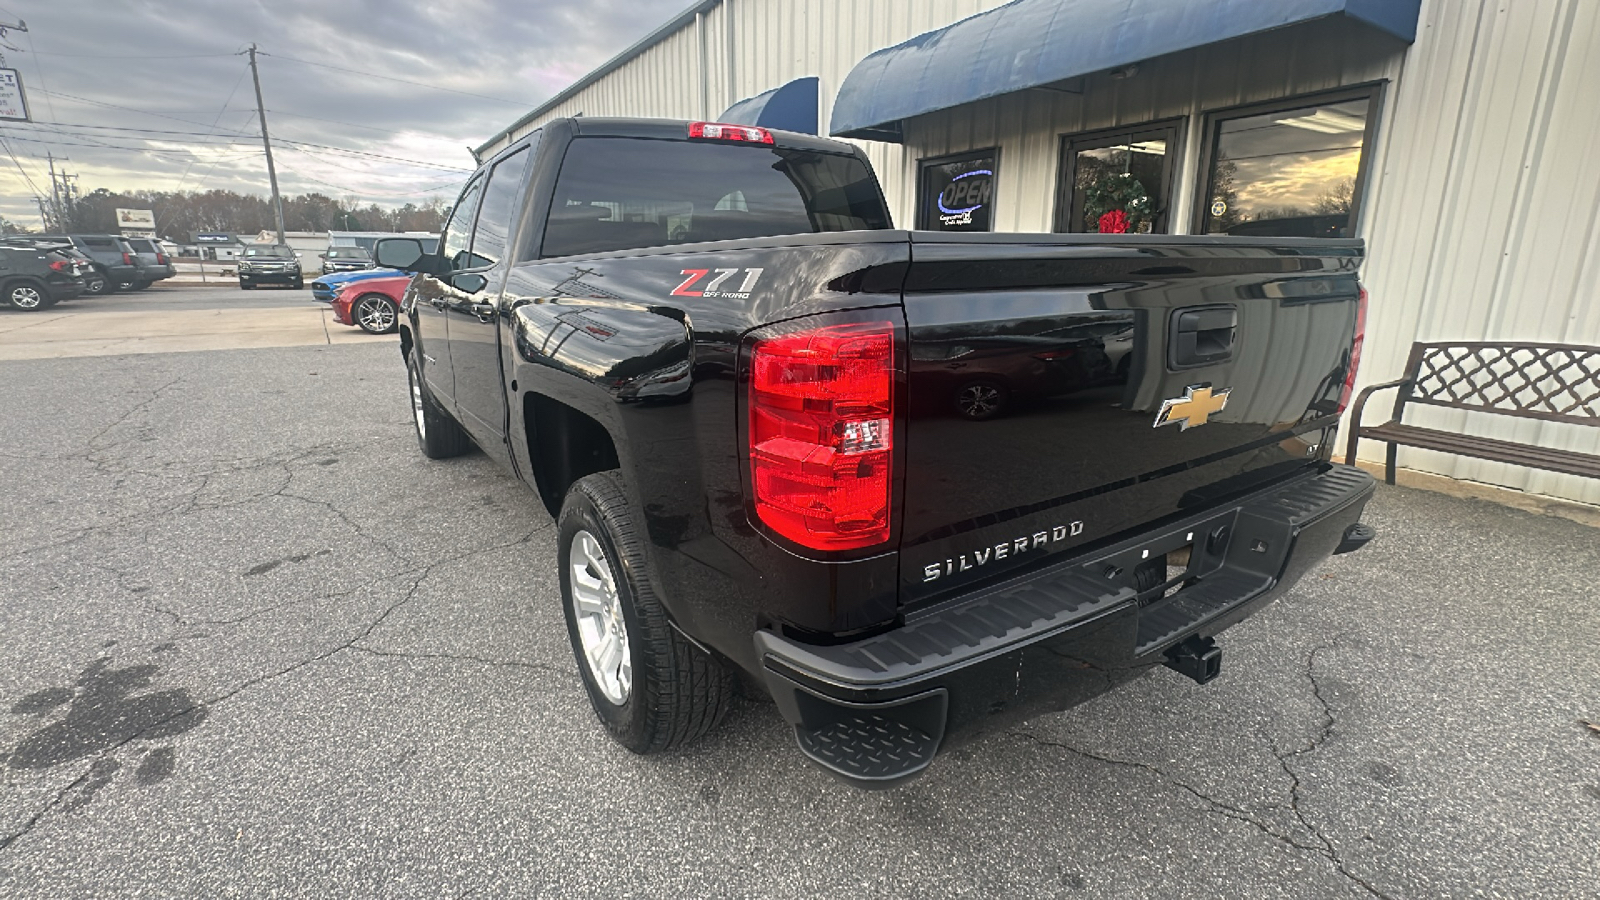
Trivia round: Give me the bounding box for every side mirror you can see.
[375,237,429,272]
[450,273,488,295]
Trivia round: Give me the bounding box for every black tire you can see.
[84,269,117,295]
[239,280,253,291]
[353,293,399,334]
[292,276,304,290]
[405,345,472,459]
[5,280,53,311]
[558,471,731,754]
[129,280,152,292]
[955,379,1009,420]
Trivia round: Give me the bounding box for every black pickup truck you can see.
[374,117,1376,787]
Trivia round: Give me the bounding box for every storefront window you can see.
[918,150,998,232]
[1201,91,1375,238]
[1055,122,1180,234]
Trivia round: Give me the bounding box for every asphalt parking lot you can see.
[1,317,1597,897]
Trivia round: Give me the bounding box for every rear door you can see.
[446,141,533,444]
[899,236,1362,605]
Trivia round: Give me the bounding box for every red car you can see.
[331,273,410,334]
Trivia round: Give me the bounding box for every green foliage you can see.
[1083,172,1152,233]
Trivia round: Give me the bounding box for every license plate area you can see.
[1077,509,1240,606]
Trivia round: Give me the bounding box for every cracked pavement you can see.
[1,335,1598,897]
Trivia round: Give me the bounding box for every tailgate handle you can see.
[1170,306,1237,369]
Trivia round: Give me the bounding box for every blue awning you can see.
[830,0,1421,141]
[720,77,820,135]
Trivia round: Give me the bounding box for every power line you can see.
[25,50,239,59]
[12,120,259,141]
[258,51,529,106]
[275,138,473,172]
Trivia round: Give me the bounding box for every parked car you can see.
[320,246,372,274]
[122,237,177,288]
[373,117,1376,787]
[311,267,399,303]
[0,245,87,310]
[33,234,138,295]
[237,243,303,290]
[330,272,408,334]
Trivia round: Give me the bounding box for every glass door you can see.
[1055,121,1182,234]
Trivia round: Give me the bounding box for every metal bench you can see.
[1345,341,1600,484]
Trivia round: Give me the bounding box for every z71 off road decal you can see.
[671,267,763,300]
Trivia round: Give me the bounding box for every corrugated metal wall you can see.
[1354,0,1600,505]
[485,0,1600,505]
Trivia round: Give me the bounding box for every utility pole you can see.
[246,44,287,244]
[46,152,63,231]
[34,197,50,231]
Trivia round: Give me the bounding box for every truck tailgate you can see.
[899,236,1362,606]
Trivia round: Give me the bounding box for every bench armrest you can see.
[1344,378,1413,463]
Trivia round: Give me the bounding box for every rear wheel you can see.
[558,471,732,753]
[353,294,398,334]
[5,281,51,311]
[82,269,113,295]
[405,345,471,459]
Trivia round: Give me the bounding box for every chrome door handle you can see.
[469,302,496,320]
[430,298,448,310]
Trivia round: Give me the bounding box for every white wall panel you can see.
[1353,0,1600,505]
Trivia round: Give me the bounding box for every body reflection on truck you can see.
[911,312,1137,420]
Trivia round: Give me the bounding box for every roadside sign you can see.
[117,208,156,230]
[0,68,28,122]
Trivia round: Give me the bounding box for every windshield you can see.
[328,248,370,259]
[245,244,294,257]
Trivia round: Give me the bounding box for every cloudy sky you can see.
[0,0,688,226]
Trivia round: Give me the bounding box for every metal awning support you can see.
[829,0,1422,141]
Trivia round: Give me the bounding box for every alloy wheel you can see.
[9,285,43,310]
[408,361,427,440]
[569,529,632,706]
[356,296,396,334]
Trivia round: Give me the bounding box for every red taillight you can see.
[122,252,133,265]
[156,252,168,264]
[49,260,70,272]
[749,321,896,551]
[1337,287,1368,413]
[689,121,774,144]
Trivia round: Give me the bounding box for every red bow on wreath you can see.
[1098,209,1130,234]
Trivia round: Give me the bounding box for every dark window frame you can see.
[1053,118,1185,234]
[1192,83,1386,237]
[916,147,1001,232]
[465,143,533,270]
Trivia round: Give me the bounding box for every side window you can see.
[466,145,531,269]
[441,176,486,271]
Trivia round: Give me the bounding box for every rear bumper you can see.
[756,464,1376,787]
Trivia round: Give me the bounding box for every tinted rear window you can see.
[80,236,116,248]
[538,137,891,259]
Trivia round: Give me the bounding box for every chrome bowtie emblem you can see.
[1155,385,1231,430]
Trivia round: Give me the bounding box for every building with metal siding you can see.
[476,0,1600,506]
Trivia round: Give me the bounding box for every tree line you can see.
[6,187,449,239]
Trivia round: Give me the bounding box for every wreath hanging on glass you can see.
[1084,172,1153,234]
